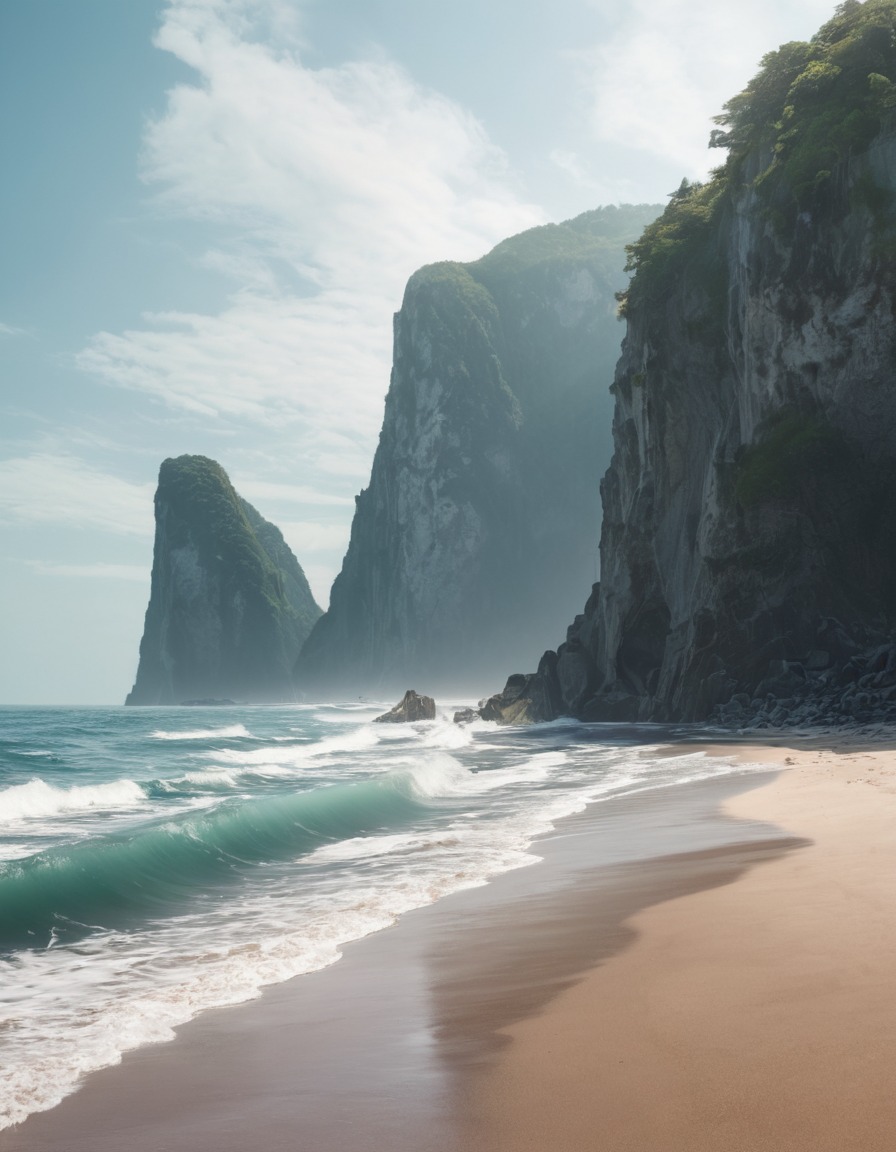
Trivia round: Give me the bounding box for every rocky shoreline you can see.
[467,631,896,733]
[711,641,896,732]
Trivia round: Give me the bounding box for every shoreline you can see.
[6,730,895,1150]
[2,750,785,1151]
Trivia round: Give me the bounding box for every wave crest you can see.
[0,778,146,823]
[149,725,252,741]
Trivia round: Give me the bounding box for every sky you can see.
[1,0,839,704]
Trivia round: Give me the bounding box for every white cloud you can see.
[199,246,281,292]
[26,561,149,582]
[0,455,154,536]
[78,0,543,502]
[79,293,391,476]
[581,0,840,179]
[0,321,28,339]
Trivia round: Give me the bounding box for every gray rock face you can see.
[126,456,322,705]
[490,7,896,726]
[519,132,896,722]
[373,690,437,724]
[295,205,661,698]
[478,654,561,726]
[590,127,896,721]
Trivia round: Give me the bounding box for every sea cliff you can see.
[295,205,659,697]
[494,2,896,726]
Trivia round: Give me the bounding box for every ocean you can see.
[0,702,758,1130]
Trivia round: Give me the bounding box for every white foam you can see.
[310,830,463,864]
[0,840,38,862]
[398,753,471,798]
[312,705,386,724]
[210,725,381,769]
[0,778,146,823]
[158,769,242,790]
[377,748,573,806]
[419,720,474,749]
[149,724,252,741]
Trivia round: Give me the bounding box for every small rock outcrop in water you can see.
[126,456,322,705]
[483,3,896,727]
[373,690,436,724]
[295,205,661,698]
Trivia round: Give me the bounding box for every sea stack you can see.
[126,455,322,705]
[295,204,660,698]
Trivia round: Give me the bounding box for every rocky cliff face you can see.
[504,2,896,726]
[126,456,321,705]
[295,205,660,697]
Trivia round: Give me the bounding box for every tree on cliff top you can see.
[618,0,896,317]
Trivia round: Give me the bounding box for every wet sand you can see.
[2,764,795,1152]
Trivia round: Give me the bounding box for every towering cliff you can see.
[504,0,896,726]
[126,456,321,705]
[295,205,660,697]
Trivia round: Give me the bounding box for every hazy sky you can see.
[1,0,837,704]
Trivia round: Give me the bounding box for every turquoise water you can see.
[0,702,753,1128]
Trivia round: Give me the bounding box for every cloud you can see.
[580,0,840,179]
[77,0,543,494]
[79,294,391,478]
[26,561,149,582]
[0,321,29,339]
[0,454,154,536]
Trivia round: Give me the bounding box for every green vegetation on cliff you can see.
[472,204,662,290]
[619,0,896,317]
[733,409,848,507]
[715,0,896,203]
[616,178,728,320]
[160,456,282,611]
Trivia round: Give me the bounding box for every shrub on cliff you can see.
[618,0,896,317]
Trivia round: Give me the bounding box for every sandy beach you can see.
[5,734,896,1151]
[465,735,896,1151]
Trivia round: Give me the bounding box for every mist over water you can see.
[0,703,759,1129]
